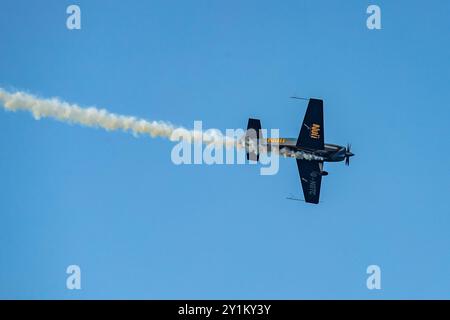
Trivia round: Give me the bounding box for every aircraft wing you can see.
[296,159,322,204]
[296,98,324,150]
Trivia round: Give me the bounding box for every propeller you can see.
[345,143,354,166]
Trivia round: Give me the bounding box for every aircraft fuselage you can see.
[262,138,353,163]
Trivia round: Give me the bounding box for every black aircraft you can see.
[245,98,354,204]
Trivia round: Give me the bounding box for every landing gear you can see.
[318,162,328,176]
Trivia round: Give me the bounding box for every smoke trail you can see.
[0,88,238,147]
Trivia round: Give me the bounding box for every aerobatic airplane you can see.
[245,98,354,204]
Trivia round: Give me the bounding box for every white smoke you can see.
[0,88,239,148]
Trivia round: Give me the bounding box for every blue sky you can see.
[0,0,449,299]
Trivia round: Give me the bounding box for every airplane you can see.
[244,98,354,204]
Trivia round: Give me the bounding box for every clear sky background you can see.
[0,0,449,299]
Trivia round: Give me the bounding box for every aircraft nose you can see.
[346,152,355,157]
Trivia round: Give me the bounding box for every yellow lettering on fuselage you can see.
[267,138,286,144]
[310,123,321,140]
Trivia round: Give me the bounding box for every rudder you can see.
[246,118,262,161]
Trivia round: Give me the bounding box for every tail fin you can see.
[246,118,262,161]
